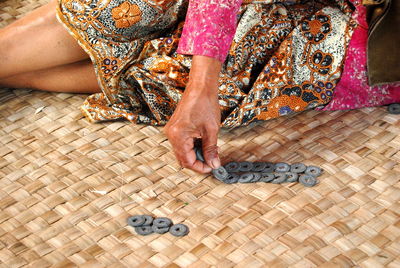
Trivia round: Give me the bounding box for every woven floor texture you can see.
[1,1,400,267]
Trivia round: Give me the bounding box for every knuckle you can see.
[203,145,219,161]
[167,126,180,136]
[203,144,218,154]
[181,161,192,169]
[207,124,219,133]
[207,126,219,136]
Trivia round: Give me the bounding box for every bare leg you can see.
[0,59,101,94]
[0,0,90,79]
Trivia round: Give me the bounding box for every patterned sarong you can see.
[55,0,355,128]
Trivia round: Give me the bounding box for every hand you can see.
[164,55,223,173]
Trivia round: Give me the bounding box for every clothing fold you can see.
[55,0,399,128]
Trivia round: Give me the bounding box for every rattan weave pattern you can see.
[1,1,400,267]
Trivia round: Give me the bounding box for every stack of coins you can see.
[127,215,189,237]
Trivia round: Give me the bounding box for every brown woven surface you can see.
[1,1,400,267]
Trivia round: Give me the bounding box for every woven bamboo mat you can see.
[1,1,400,267]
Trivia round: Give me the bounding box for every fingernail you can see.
[211,158,221,169]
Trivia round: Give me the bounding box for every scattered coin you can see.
[252,162,267,172]
[285,172,299,182]
[260,173,275,182]
[290,163,307,173]
[142,215,154,226]
[262,162,275,173]
[387,103,400,114]
[135,226,154,236]
[223,173,240,184]
[238,173,255,183]
[169,224,189,237]
[271,173,287,184]
[224,162,240,173]
[127,215,145,227]
[305,166,322,177]
[194,146,205,162]
[212,166,230,181]
[239,161,253,172]
[152,225,170,234]
[153,217,172,228]
[250,172,262,182]
[299,174,318,187]
[275,162,290,173]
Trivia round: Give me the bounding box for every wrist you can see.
[185,55,222,96]
[189,55,222,82]
[184,79,219,97]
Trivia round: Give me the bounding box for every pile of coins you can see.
[127,215,189,237]
[194,146,322,187]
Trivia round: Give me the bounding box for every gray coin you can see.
[127,215,145,227]
[239,161,253,172]
[285,172,299,183]
[275,162,290,173]
[169,224,189,237]
[250,172,262,182]
[153,217,172,228]
[388,103,400,114]
[238,173,255,183]
[194,147,205,162]
[299,174,318,187]
[212,166,229,181]
[152,225,170,234]
[262,163,275,173]
[252,162,267,172]
[142,215,154,226]
[260,173,275,182]
[290,163,307,173]
[224,162,240,173]
[271,173,287,184]
[223,173,239,184]
[135,226,154,236]
[305,166,322,177]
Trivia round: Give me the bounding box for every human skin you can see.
[0,0,222,174]
[164,55,223,174]
[0,0,98,92]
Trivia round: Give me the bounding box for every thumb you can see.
[202,126,220,169]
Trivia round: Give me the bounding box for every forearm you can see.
[187,55,222,95]
[165,55,223,173]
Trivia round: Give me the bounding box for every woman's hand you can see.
[164,55,222,173]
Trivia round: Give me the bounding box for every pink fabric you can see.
[176,0,243,63]
[322,0,400,110]
[177,0,400,109]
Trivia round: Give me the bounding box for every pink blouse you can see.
[177,0,400,110]
[176,0,243,63]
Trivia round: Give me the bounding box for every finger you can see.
[190,159,212,173]
[165,125,211,173]
[202,125,220,169]
[172,135,196,166]
[174,137,212,173]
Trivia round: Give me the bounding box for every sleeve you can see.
[176,0,243,64]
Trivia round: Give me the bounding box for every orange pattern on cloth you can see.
[55,0,355,128]
[112,2,142,28]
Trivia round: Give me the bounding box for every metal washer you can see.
[169,224,189,237]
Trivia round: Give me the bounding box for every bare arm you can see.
[164,55,222,173]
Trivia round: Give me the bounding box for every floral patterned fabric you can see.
[176,0,243,63]
[55,0,356,128]
[321,0,400,110]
